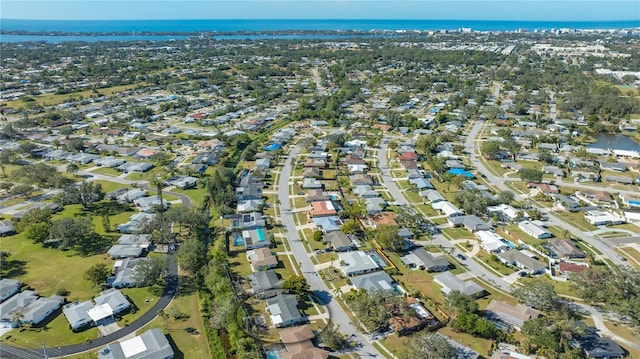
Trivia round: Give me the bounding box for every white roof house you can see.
[475,230,509,253]
[487,204,520,222]
[0,279,21,303]
[339,251,380,276]
[97,328,174,359]
[518,220,552,239]
[432,201,463,217]
[433,272,485,298]
[63,301,94,330]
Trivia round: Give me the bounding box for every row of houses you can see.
[0,279,64,328]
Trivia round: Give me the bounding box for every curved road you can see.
[278,141,384,358]
[0,170,189,358]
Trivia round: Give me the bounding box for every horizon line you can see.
[3,18,640,22]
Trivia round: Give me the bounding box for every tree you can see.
[177,236,207,275]
[66,163,79,175]
[480,140,502,160]
[340,219,361,234]
[319,323,350,351]
[503,140,521,161]
[47,217,97,251]
[497,190,515,205]
[453,189,495,216]
[450,175,465,190]
[404,332,457,359]
[83,263,111,287]
[283,275,310,295]
[0,149,17,177]
[446,290,478,318]
[519,168,543,183]
[373,225,404,252]
[512,278,560,312]
[57,181,104,210]
[24,222,50,244]
[10,184,34,198]
[133,255,168,287]
[16,207,53,232]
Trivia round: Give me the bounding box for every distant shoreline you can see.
[2,18,639,35]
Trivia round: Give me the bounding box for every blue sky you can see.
[2,0,639,21]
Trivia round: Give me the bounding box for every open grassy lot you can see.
[170,186,207,207]
[2,313,101,349]
[0,230,111,300]
[5,84,142,109]
[91,167,122,177]
[441,227,474,240]
[553,211,599,232]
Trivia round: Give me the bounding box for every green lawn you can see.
[441,227,474,240]
[91,180,131,193]
[170,187,207,208]
[91,167,122,177]
[3,313,101,349]
[1,230,111,300]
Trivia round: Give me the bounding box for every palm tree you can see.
[12,311,24,328]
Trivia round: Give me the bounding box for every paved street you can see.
[278,142,385,358]
[376,143,511,290]
[466,119,627,267]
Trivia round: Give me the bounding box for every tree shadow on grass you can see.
[165,333,185,359]
[75,235,115,256]
[0,258,27,278]
[177,275,197,297]
[88,201,134,216]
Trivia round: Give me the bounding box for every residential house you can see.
[242,228,271,249]
[266,294,303,328]
[432,201,464,217]
[548,239,585,259]
[604,175,633,185]
[66,153,100,164]
[313,216,343,233]
[117,162,154,173]
[542,165,564,177]
[352,185,380,198]
[433,272,485,298]
[110,257,147,288]
[486,300,540,331]
[339,251,380,276]
[247,248,278,271]
[349,174,374,186]
[476,230,510,253]
[555,194,581,212]
[163,176,198,189]
[324,231,356,252]
[117,234,151,248]
[420,189,445,203]
[107,244,144,259]
[302,178,323,189]
[487,204,520,222]
[497,250,546,275]
[518,220,552,239]
[401,248,450,272]
[302,167,321,178]
[310,201,337,217]
[0,221,16,236]
[94,289,131,317]
[63,301,94,330]
[0,279,21,302]
[570,323,627,359]
[599,162,627,172]
[365,197,386,214]
[350,271,396,292]
[279,325,330,359]
[306,189,330,203]
[527,182,560,196]
[116,212,154,234]
[584,210,625,226]
[558,262,588,276]
[116,189,147,203]
[248,270,282,299]
[409,178,433,190]
[449,215,492,232]
[97,328,174,359]
[134,196,169,213]
[228,212,265,230]
[236,199,263,213]
[19,295,65,326]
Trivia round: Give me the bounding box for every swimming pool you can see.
[501,239,517,249]
[257,228,267,242]
[234,236,245,246]
[448,168,474,178]
[266,351,281,359]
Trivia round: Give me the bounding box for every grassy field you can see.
[1,230,111,300]
[5,84,142,109]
